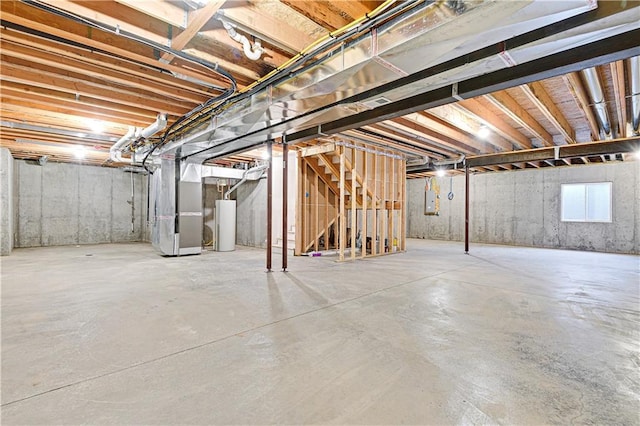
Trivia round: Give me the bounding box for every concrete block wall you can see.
[407,161,640,254]
[13,160,148,248]
[0,148,14,255]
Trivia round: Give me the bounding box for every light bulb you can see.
[74,145,86,159]
[436,169,446,177]
[478,126,490,139]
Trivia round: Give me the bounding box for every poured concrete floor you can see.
[1,239,639,424]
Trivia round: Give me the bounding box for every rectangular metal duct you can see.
[156,0,624,162]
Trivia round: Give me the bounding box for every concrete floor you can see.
[1,239,638,424]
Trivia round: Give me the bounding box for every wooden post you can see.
[371,148,378,256]
[303,156,309,252]
[351,147,357,259]
[324,180,329,250]
[339,146,346,261]
[313,173,319,252]
[380,152,387,254]
[361,148,368,258]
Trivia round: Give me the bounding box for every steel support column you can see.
[282,140,289,271]
[465,164,470,254]
[266,140,273,272]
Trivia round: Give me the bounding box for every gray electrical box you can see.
[425,190,437,215]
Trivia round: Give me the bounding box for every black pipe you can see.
[464,163,469,254]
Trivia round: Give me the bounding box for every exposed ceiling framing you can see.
[1,0,639,175]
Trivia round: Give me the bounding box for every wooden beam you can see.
[564,72,601,141]
[521,82,576,143]
[221,5,315,54]
[0,3,229,90]
[36,0,171,45]
[279,0,350,31]
[300,143,336,157]
[478,93,547,147]
[390,117,485,154]
[609,60,628,138]
[454,99,525,150]
[161,1,225,63]
[0,40,207,104]
[0,31,216,97]
[114,0,186,28]
[0,61,190,116]
[1,84,156,124]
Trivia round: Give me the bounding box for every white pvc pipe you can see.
[110,126,135,162]
[221,20,263,61]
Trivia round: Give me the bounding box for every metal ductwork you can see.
[581,67,612,139]
[631,56,640,134]
[154,0,640,164]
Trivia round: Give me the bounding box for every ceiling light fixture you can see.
[478,125,490,139]
[634,150,640,160]
[74,145,86,159]
[436,169,446,177]
[88,119,104,134]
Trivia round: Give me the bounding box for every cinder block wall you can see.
[407,161,640,254]
[13,160,148,248]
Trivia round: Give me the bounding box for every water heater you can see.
[215,199,236,251]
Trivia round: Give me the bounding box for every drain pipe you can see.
[630,56,640,135]
[224,163,269,200]
[219,18,264,61]
[581,67,612,139]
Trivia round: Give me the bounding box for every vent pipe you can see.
[224,163,269,199]
[111,114,167,163]
[630,56,640,134]
[581,67,612,139]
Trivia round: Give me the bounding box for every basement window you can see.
[561,182,612,222]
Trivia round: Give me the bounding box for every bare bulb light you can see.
[74,145,86,159]
[88,119,104,134]
[478,126,490,139]
[436,169,446,177]
[634,150,640,160]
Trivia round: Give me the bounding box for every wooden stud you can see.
[361,148,368,259]
[324,179,330,250]
[351,146,357,259]
[380,152,387,255]
[371,148,378,256]
[313,172,319,252]
[388,155,395,254]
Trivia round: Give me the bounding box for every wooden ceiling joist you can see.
[564,72,601,141]
[479,93,550,148]
[520,82,576,144]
